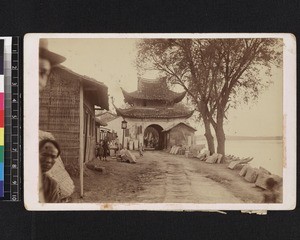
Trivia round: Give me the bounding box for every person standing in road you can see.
[102,139,110,161]
[139,142,144,157]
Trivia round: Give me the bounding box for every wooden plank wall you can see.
[169,124,195,148]
[83,96,96,163]
[39,72,81,176]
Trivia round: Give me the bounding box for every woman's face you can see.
[39,142,58,172]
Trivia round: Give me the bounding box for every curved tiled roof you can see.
[115,106,194,119]
[122,77,186,104]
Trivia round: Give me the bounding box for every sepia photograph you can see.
[24,34,296,211]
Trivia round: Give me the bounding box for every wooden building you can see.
[162,122,197,149]
[113,77,196,150]
[39,65,109,176]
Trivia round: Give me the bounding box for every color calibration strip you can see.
[0,36,20,201]
[0,39,4,197]
[1,37,12,200]
[0,37,12,200]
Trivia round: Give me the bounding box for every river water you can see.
[226,140,283,176]
[197,139,283,176]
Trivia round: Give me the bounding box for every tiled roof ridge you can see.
[115,106,194,119]
[121,88,186,103]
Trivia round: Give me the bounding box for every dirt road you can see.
[72,151,265,203]
[135,151,242,203]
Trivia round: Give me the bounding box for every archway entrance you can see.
[143,124,163,150]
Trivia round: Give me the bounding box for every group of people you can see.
[95,137,143,163]
[95,139,110,161]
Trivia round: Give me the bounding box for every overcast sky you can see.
[47,38,283,137]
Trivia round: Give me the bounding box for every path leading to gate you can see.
[135,151,242,203]
[73,150,264,203]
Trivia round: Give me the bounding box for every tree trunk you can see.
[214,110,226,162]
[203,119,215,155]
[216,127,225,157]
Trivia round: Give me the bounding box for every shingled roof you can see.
[162,122,197,132]
[96,112,119,123]
[52,65,109,110]
[121,77,186,104]
[115,105,194,119]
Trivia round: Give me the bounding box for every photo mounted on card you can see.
[24,33,296,211]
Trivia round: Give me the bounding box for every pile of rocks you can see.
[196,150,223,164]
[225,156,283,203]
[169,144,206,157]
[238,164,282,190]
[169,146,185,155]
[226,155,254,170]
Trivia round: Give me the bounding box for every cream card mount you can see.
[24,33,296,211]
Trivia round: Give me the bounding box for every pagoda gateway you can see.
[113,77,197,150]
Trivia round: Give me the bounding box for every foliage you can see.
[137,38,282,154]
[137,38,282,122]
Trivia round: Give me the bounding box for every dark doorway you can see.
[144,124,163,150]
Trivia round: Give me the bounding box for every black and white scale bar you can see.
[2,37,20,201]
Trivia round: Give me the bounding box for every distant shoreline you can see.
[195,135,283,141]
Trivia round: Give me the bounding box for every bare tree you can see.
[137,38,282,160]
